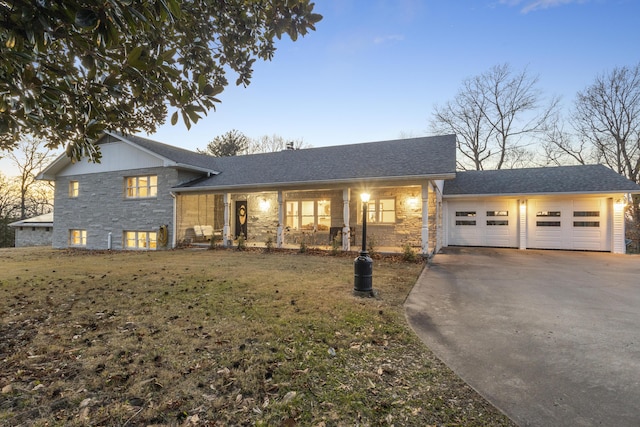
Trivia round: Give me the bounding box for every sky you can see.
[1,0,639,176]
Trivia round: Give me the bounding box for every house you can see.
[37,132,640,254]
[9,212,54,247]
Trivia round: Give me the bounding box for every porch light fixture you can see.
[354,192,374,296]
[259,198,270,212]
[407,197,418,208]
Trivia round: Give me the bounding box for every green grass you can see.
[0,247,514,426]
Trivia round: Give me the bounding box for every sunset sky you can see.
[1,0,639,175]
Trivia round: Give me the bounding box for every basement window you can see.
[124,231,157,250]
[69,229,87,246]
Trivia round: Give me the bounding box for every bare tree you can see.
[247,134,310,153]
[572,64,640,184]
[431,63,558,170]
[6,137,55,219]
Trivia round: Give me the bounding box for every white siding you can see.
[58,142,164,176]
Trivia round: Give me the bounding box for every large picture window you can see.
[286,200,331,231]
[125,175,157,198]
[124,231,157,250]
[362,198,396,224]
[69,229,86,246]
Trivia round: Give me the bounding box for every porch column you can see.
[613,196,626,254]
[421,183,429,255]
[277,190,284,248]
[223,192,231,247]
[519,199,527,250]
[342,188,351,251]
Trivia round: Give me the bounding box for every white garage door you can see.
[448,200,519,248]
[527,198,610,251]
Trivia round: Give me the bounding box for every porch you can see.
[174,183,443,255]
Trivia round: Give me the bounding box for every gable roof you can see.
[175,134,457,191]
[443,164,640,197]
[111,132,219,174]
[38,131,218,180]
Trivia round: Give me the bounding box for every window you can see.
[455,211,476,226]
[536,221,561,227]
[363,198,396,224]
[574,211,599,217]
[124,231,157,250]
[286,200,331,231]
[487,220,509,226]
[536,211,561,217]
[69,181,79,197]
[574,221,600,227]
[486,211,508,217]
[69,229,86,246]
[125,175,157,198]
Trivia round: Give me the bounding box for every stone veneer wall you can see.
[13,227,53,247]
[350,186,424,249]
[52,167,203,250]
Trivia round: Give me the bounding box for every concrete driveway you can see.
[405,247,640,427]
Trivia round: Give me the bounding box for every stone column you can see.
[342,188,351,251]
[277,190,284,248]
[223,192,231,247]
[421,183,429,255]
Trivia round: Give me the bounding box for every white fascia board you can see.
[443,190,639,199]
[171,173,457,193]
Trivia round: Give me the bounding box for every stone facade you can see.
[174,185,433,251]
[13,226,53,247]
[52,167,202,250]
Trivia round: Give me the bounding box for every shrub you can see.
[402,243,417,262]
[237,233,246,251]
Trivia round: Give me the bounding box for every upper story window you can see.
[69,180,79,197]
[69,229,86,246]
[125,175,157,198]
[286,200,331,231]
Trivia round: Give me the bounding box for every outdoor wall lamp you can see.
[354,192,374,296]
[259,198,270,212]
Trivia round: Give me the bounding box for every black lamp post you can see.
[354,192,373,295]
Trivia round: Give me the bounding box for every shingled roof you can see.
[444,165,640,196]
[174,135,457,191]
[109,132,219,173]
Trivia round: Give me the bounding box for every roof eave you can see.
[444,189,640,199]
[173,173,457,193]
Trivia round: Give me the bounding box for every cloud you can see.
[373,34,405,45]
[499,0,587,13]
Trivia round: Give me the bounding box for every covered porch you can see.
[174,182,443,255]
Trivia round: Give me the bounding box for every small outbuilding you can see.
[9,213,54,248]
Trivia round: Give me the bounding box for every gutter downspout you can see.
[170,191,177,249]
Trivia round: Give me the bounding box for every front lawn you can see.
[0,247,514,426]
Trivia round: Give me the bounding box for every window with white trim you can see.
[124,231,157,250]
[285,200,331,231]
[455,211,476,226]
[69,229,86,246]
[361,198,396,224]
[69,181,79,197]
[125,175,157,198]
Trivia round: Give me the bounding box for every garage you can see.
[447,199,519,248]
[526,197,611,251]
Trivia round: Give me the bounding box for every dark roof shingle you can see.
[444,165,640,196]
[175,135,457,190]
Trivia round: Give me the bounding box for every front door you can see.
[235,200,247,239]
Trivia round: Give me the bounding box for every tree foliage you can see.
[198,129,250,157]
[0,0,322,161]
[431,64,557,170]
